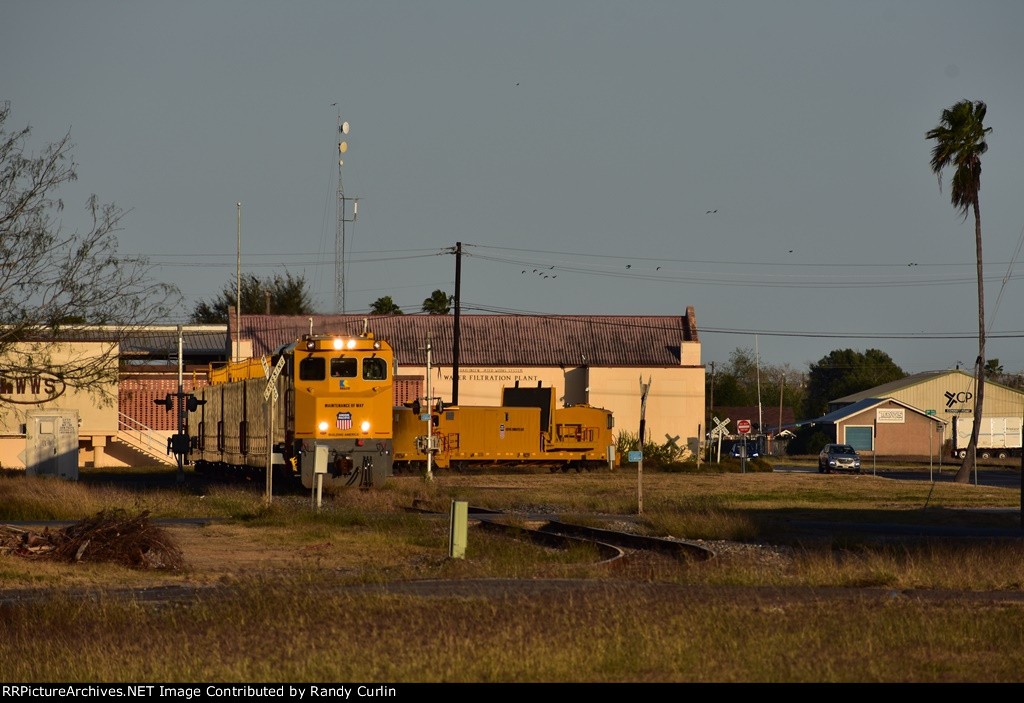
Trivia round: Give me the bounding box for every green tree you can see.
[421,289,452,314]
[927,100,992,482]
[707,347,806,430]
[190,272,313,323]
[369,296,403,315]
[984,358,1003,377]
[804,349,905,418]
[0,103,177,394]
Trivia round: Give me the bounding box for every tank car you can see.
[193,330,395,489]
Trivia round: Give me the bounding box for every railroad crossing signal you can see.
[263,356,286,402]
[711,417,731,439]
[737,419,752,435]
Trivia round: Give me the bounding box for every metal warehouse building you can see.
[830,370,1024,423]
[233,309,706,456]
[819,370,1024,459]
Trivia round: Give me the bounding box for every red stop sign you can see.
[737,419,751,435]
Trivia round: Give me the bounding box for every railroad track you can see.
[443,504,716,564]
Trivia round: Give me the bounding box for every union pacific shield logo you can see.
[337,412,352,430]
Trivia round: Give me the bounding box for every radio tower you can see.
[335,110,358,313]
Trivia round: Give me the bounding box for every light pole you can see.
[236,201,241,361]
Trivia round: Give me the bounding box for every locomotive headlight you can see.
[347,339,357,350]
[333,338,344,350]
[360,420,371,433]
[318,421,329,433]
[373,340,382,350]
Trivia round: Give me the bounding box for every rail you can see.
[117,412,170,459]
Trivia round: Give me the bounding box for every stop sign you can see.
[737,419,751,435]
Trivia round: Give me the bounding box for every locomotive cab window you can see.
[299,356,326,381]
[363,357,388,381]
[331,357,357,378]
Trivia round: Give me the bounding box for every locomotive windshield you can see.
[363,357,388,381]
[331,357,357,378]
[299,356,326,381]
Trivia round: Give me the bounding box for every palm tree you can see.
[421,289,452,315]
[927,100,992,483]
[369,296,403,315]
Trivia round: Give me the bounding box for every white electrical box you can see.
[313,444,329,474]
[25,410,79,480]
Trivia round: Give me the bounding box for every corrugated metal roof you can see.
[120,329,228,357]
[237,309,699,367]
[811,397,942,425]
[4,325,228,358]
[831,370,954,404]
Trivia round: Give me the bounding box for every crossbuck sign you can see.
[263,356,286,402]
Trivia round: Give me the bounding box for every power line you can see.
[463,242,1007,269]
[458,302,1024,340]
[465,251,1018,289]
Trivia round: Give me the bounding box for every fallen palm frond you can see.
[0,509,184,570]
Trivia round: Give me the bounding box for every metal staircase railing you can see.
[117,412,175,465]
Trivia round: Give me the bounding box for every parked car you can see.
[730,443,759,459]
[818,444,860,473]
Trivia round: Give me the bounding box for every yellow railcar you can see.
[194,331,395,489]
[393,383,616,471]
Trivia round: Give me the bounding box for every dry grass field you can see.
[2,465,1024,682]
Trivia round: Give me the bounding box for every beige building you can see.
[0,341,120,468]
[236,309,706,455]
[830,370,1024,424]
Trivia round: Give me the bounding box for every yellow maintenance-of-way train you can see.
[193,330,396,489]
[191,329,617,487]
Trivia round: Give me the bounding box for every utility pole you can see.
[176,325,184,484]
[755,335,763,442]
[637,376,652,515]
[777,372,785,452]
[452,242,462,405]
[236,202,241,362]
[707,361,715,462]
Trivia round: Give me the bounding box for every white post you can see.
[425,333,434,481]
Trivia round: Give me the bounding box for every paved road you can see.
[773,464,1022,490]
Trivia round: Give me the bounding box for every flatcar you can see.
[392,382,617,472]
[193,329,395,489]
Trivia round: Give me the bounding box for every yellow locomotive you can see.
[193,330,395,488]
[392,383,617,472]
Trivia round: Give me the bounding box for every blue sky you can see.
[4,1,1023,375]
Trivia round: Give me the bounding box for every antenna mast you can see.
[334,109,358,313]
